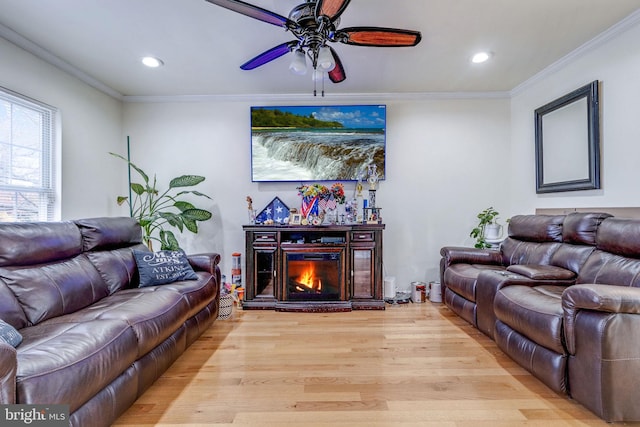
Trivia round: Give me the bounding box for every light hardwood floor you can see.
[114,302,633,426]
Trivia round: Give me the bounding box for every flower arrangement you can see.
[330,183,345,204]
[297,183,327,199]
[297,183,345,204]
[297,183,345,220]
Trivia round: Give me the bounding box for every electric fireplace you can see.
[243,224,385,312]
[285,252,342,302]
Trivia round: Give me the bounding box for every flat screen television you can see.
[251,105,386,182]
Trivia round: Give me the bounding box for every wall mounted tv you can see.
[251,105,386,182]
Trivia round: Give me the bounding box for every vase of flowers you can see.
[325,183,345,224]
[297,183,345,223]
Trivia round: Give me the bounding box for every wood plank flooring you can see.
[113,302,632,426]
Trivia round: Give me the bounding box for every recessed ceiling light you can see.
[471,52,491,64]
[141,56,164,68]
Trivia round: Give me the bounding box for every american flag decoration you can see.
[301,195,318,218]
[326,195,337,210]
[318,194,337,211]
[317,197,327,212]
[255,197,290,224]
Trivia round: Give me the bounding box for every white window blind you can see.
[0,87,56,222]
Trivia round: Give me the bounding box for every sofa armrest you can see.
[0,341,17,404]
[440,246,503,267]
[187,253,221,275]
[563,284,640,354]
[188,253,222,298]
[506,264,576,280]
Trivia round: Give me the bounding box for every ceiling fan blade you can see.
[315,0,351,21]
[204,0,292,28]
[338,27,422,47]
[328,47,346,83]
[240,41,296,70]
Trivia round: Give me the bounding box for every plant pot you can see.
[484,224,503,240]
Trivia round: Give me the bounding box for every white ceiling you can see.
[1,0,639,99]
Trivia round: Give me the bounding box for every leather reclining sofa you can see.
[0,217,221,426]
[440,212,640,422]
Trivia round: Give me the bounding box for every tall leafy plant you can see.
[110,152,212,251]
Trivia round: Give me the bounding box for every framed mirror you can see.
[534,80,600,193]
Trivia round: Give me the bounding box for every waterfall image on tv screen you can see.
[251,105,386,182]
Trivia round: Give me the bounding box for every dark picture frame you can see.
[534,80,601,193]
[250,105,386,182]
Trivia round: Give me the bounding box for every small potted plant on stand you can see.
[470,207,502,249]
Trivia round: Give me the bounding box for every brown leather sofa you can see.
[0,217,221,427]
[440,212,640,422]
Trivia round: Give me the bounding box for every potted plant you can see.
[470,207,501,249]
[110,152,213,251]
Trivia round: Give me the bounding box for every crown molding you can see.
[121,91,511,103]
[0,23,124,100]
[511,8,640,96]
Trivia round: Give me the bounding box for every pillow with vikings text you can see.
[133,249,198,287]
[0,319,22,348]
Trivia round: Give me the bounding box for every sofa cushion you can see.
[506,264,576,280]
[52,287,191,357]
[134,250,198,287]
[17,319,138,412]
[0,282,28,330]
[75,217,142,252]
[508,215,564,243]
[494,284,567,354]
[562,212,612,245]
[550,244,596,275]
[0,221,82,267]
[0,255,110,325]
[596,218,640,258]
[86,246,147,294]
[0,319,22,347]
[159,273,219,318]
[443,263,506,302]
[501,239,562,266]
[578,250,640,287]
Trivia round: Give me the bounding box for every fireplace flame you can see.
[297,264,322,292]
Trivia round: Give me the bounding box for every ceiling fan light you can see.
[289,49,308,75]
[312,69,326,82]
[317,46,335,71]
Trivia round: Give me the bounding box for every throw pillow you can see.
[0,319,23,348]
[133,249,198,287]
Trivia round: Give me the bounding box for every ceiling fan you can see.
[204,0,422,94]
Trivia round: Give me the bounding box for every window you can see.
[0,87,56,222]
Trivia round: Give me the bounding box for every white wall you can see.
[7,14,638,296]
[510,20,640,213]
[20,11,640,294]
[123,97,511,290]
[3,28,510,290]
[0,37,124,220]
